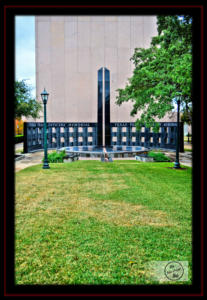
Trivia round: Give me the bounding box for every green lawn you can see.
[15,161,192,285]
[184,136,192,143]
[184,148,192,152]
[15,149,23,154]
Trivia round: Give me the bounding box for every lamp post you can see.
[174,96,181,169]
[41,88,50,169]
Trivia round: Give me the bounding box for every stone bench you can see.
[101,154,113,162]
[63,153,79,163]
[135,154,154,162]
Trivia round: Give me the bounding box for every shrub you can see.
[15,135,24,144]
[45,150,67,163]
[148,151,170,162]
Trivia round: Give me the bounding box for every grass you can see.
[184,148,192,152]
[184,137,192,143]
[15,149,23,154]
[148,151,171,162]
[15,161,192,285]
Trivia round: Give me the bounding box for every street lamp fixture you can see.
[174,95,181,169]
[41,88,50,169]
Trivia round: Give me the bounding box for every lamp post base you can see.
[173,161,181,169]
[43,161,50,169]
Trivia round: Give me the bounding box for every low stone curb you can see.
[135,155,154,162]
[15,154,25,161]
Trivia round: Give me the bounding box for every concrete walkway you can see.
[162,151,192,167]
[15,151,45,172]
[163,142,192,168]
[15,143,192,172]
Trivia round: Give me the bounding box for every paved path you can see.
[15,151,45,172]
[162,151,192,167]
[15,142,24,151]
[163,142,192,167]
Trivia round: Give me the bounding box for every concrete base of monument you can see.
[58,146,149,159]
[135,154,154,162]
[15,153,26,161]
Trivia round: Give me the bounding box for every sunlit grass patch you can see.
[15,161,192,285]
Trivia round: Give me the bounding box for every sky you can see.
[15,16,36,98]
[15,15,178,110]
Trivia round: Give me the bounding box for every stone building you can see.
[33,16,178,148]
[35,16,160,122]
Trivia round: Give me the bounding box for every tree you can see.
[15,80,42,120]
[181,104,192,143]
[181,106,192,125]
[116,15,192,132]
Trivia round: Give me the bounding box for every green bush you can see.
[15,135,24,144]
[148,151,170,162]
[45,150,67,163]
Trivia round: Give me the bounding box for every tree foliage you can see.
[15,80,42,119]
[181,105,192,125]
[116,15,192,132]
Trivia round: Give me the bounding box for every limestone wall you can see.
[35,15,159,123]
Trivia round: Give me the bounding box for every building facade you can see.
[35,16,160,122]
[34,16,178,148]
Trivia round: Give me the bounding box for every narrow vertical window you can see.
[105,68,110,146]
[97,68,103,146]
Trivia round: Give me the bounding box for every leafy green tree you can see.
[116,15,192,132]
[15,80,42,119]
[181,103,192,143]
[181,104,192,125]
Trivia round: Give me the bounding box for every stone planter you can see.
[135,155,154,162]
[63,154,79,163]
[15,154,25,161]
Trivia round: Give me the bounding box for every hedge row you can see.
[148,151,171,162]
[15,135,24,144]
